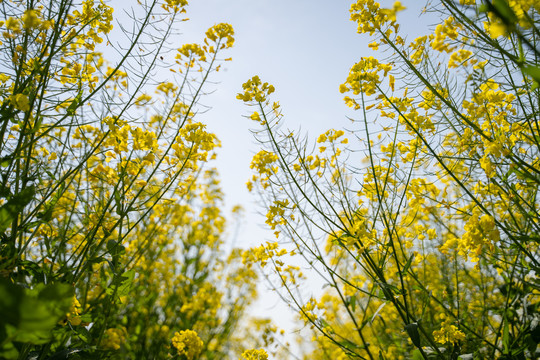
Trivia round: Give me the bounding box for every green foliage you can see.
[0,186,34,233]
[0,279,73,358]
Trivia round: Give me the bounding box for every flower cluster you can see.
[171,330,204,360]
[340,56,393,99]
[66,296,82,326]
[101,328,127,350]
[433,319,466,345]
[237,76,275,104]
[242,241,287,268]
[177,43,207,62]
[350,0,405,36]
[205,23,235,49]
[250,149,278,173]
[240,349,269,360]
[163,0,188,13]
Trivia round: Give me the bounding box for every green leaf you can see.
[349,295,356,313]
[502,316,510,353]
[114,188,123,216]
[29,116,43,134]
[523,66,540,83]
[379,282,402,300]
[47,347,87,360]
[36,191,61,222]
[66,88,83,116]
[371,301,387,324]
[511,344,527,356]
[16,297,60,343]
[79,312,92,325]
[0,340,19,359]
[74,325,91,343]
[106,240,125,269]
[412,349,424,360]
[107,269,135,298]
[18,260,46,283]
[38,282,73,309]
[116,269,135,298]
[402,253,415,274]
[14,283,73,344]
[492,0,518,25]
[0,280,73,345]
[405,322,421,348]
[319,318,329,328]
[0,277,24,326]
[0,185,36,233]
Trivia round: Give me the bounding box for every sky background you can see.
[178,0,368,223]
[165,0,429,354]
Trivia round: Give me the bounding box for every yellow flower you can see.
[205,23,235,48]
[240,349,269,360]
[448,49,473,68]
[22,9,41,30]
[171,329,204,360]
[134,93,152,106]
[162,0,188,13]
[433,320,466,344]
[101,328,126,350]
[177,43,206,62]
[350,0,405,35]
[479,155,494,178]
[66,296,82,326]
[431,16,462,53]
[11,93,30,112]
[250,150,279,177]
[238,76,275,103]
[5,17,21,32]
[484,18,507,38]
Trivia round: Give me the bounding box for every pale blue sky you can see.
[177,0,427,233]
[180,0,369,242]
